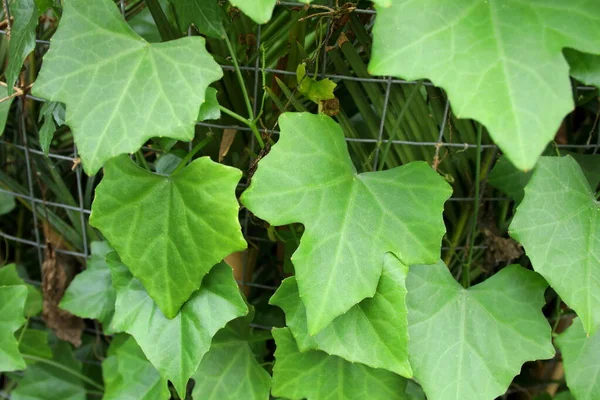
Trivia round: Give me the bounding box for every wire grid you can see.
[0,1,599,342]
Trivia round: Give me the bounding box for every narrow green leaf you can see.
[565,49,600,88]
[407,262,555,400]
[103,336,170,400]
[192,317,271,400]
[169,0,224,38]
[271,327,410,400]
[32,0,223,174]
[370,0,600,170]
[510,156,600,334]
[90,155,245,318]
[270,252,412,377]
[556,318,600,400]
[0,285,28,371]
[0,264,42,317]
[107,254,249,398]
[6,0,40,92]
[12,341,86,400]
[59,242,116,330]
[241,112,451,334]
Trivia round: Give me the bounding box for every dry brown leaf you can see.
[219,129,237,162]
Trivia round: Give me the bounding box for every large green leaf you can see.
[270,252,412,377]
[565,49,600,88]
[192,317,271,400]
[103,336,170,400]
[0,263,42,316]
[59,242,116,329]
[556,318,600,400]
[271,327,409,400]
[12,341,87,400]
[107,254,248,398]
[32,0,223,174]
[369,0,600,171]
[241,112,451,334]
[6,0,41,91]
[169,0,224,38]
[0,285,28,371]
[407,262,555,400]
[510,156,600,334]
[90,155,246,318]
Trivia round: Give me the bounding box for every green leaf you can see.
[59,242,116,329]
[32,0,223,174]
[241,112,451,334]
[12,341,87,400]
[229,0,278,24]
[488,156,533,204]
[556,318,600,400]
[369,0,600,171]
[90,155,246,318]
[271,327,410,400]
[18,329,52,364]
[270,252,412,377]
[0,264,41,317]
[103,336,170,400]
[510,156,600,334]
[0,86,14,136]
[198,87,221,121]
[0,285,28,371]
[0,191,16,215]
[6,0,40,92]
[407,262,555,400]
[565,49,600,88]
[37,101,64,157]
[107,254,249,398]
[297,63,336,104]
[192,317,271,400]
[169,0,224,38]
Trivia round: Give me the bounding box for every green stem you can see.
[463,124,483,288]
[171,133,215,175]
[223,34,254,121]
[219,106,265,149]
[21,355,104,391]
[136,150,149,170]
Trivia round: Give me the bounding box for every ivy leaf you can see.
[0,263,42,316]
[510,156,600,334]
[198,87,221,121]
[192,317,271,400]
[59,242,116,329]
[407,262,555,400]
[107,253,249,398]
[369,1,600,171]
[18,329,52,364]
[32,0,223,174]
[297,63,336,104]
[271,327,410,400]
[6,0,41,92]
[0,285,28,371]
[169,0,224,38]
[565,49,600,88]
[103,336,170,400]
[270,252,412,377]
[90,155,246,319]
[556,318,600,400]
[241,112,451,334]
[12,341,87,400]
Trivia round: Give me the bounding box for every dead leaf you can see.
[219,129,237,162]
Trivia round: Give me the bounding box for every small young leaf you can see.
[0,86,14,136]
[107,254,248,398]
[0,192,16,215]
[407,262,555,400]
[32,0,223,174]
[297,63,337,104]
[369,0,600,170]
[90,155,246,318]
[0,263,42,316]
[510,156,600,334]
[59,242,116,330]
[565,49,600,88]
[556,319,600,400]
[0,285,28,372]
[198,87,221,121]
[12,341,87,400]
[271,328,410,400]
[6,0,41,92]
[241,112,451,334]
[169,0,224,38]
[270,252,412,377]
[192,317,271,400]
[103,336,170,400]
